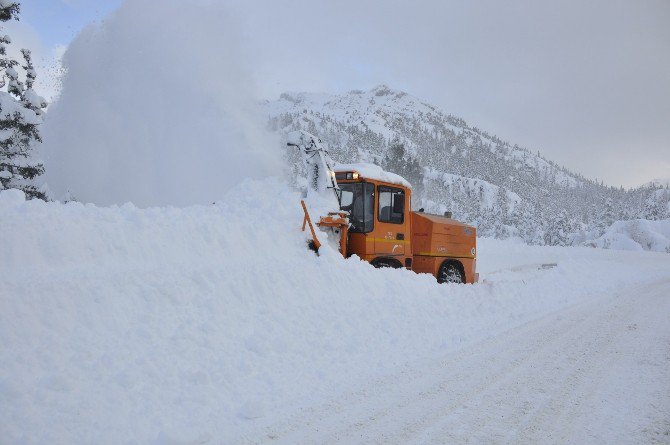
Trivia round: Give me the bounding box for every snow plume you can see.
[42,0,281,207]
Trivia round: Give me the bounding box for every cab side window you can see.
[378,186,405,224]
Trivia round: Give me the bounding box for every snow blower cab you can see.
[291,131,478,284]
[334,164,412,268]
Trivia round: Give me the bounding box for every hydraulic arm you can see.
[288,130,349,254]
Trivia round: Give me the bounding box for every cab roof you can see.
[334,162,412,189]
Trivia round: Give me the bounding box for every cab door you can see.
[374,185,409,257]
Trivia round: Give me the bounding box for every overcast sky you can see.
[14,0,670,188]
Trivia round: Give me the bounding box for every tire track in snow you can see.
[369,282,646,444]
[416,278,667,444]
[249,278,670,444]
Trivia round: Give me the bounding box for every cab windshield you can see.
[338,182,374,232]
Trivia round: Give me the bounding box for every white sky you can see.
[10,0,670,188]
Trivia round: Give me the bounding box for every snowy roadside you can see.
[247,277,670,444]
[1,182,669,444]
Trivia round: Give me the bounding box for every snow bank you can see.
[2,183,669,444]
[42,0,281,207]
[589,218,670,253]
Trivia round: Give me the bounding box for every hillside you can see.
[264,85,670,246]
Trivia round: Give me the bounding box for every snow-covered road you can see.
[255,278,670,444]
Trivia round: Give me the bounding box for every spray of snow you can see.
[41,0,281,207]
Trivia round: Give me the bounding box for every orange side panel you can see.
[410,211,477,283]
[346,233,372,258]
[411,212,476,259]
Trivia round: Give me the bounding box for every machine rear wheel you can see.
[438,262,464,284]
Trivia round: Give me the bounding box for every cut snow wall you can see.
[2,184,670,443]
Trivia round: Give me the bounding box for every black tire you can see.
[372,258,402,269]
[437,262,464,284]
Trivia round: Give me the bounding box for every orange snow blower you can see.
[292,131,477,284]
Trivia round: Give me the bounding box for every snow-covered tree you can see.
[595,198,616,235]
[493,186,512,238]
[381,136,424,204]
[544,209,576,246]
[643,192,668,220]
[0,1,48,199]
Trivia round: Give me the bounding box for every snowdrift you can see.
[589,218,670,253]
[2,183,670,444]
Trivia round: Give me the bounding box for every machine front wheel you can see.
[371,258,403,269]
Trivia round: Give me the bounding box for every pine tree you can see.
[596,198,616,235]
[544,209,575,246]
[381,136,424,205]
[493,186,511,238]
[0,1,48,199]
[643,193,667,220]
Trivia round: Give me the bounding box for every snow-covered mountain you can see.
[264,85,670,246]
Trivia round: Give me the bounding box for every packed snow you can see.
[2,183,669,444]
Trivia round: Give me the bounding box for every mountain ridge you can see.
[264,85,669,245]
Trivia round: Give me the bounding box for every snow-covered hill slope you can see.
[2,184,670,444]
[266,85,577,187]
[264,86,670,245]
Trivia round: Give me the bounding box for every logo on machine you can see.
[463,228,473,235]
